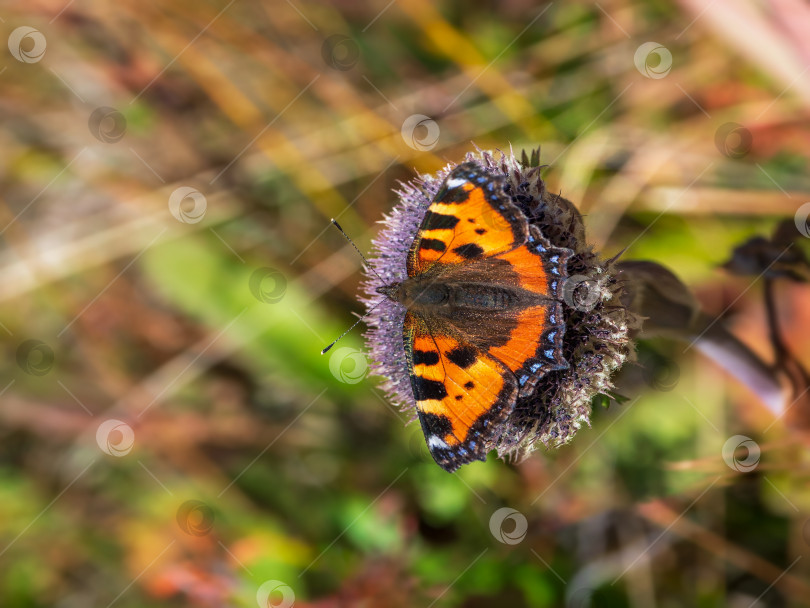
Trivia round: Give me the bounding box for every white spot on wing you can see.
[445,177,467,189]
[428,435,450,450]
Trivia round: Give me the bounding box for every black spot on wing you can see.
[452,243,485,259]
[464,381,474,389]
[446,346,477,369]
[423,211,460,231]
[418,238,446,252]
[436,184,471,204]
[418,411,453,439]
[411,374,447,401]
[413,350,440,366]
[474,228,487,235]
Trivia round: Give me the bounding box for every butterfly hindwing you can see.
[488,226,570,396]
[404,312,517,472]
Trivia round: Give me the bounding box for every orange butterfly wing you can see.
[404,313,517,470]
[402,163,570,471]
[406,167,528,276]
[489,233,568,397]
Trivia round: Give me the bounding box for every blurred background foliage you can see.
[1,0,810,606]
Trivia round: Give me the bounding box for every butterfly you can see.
[377,163,571,471]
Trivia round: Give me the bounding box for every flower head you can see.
[361,147,635,465]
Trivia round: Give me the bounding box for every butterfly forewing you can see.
[407,163,528,276]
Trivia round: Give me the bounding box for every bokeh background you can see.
[2,0,810,606]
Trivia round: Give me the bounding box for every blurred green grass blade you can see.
[141,234,367,396]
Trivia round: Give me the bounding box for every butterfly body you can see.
[381,163,573,471]
[379,275,528,312]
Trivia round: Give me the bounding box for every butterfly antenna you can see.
[329,219,385,283]
[321,297,387,354]
[606,246,630,264]
[322,220,391,354]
